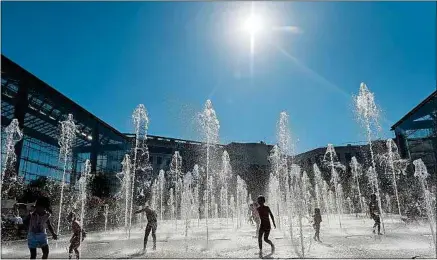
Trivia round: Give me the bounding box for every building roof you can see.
[391,90,437,131]
[1,54,128,148]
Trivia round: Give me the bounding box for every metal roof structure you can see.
[1,55,129,175]
[391,90,437,132]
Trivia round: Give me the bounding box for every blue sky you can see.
[2,2,435,153]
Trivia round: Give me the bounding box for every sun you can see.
[244,14,263,36]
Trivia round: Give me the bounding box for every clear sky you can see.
[2,2,435,153]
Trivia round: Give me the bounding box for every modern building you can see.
[1,55,273,198]
[391,90,437,181]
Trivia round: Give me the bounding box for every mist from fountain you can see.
[57,114,77,236]
[198,99,220,247]
[413,159,436,257]
[355,82,385,234]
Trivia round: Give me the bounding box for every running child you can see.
[24,197,58,259]
[134,205,158,253]
[312,208,322,242]
[67,212,87,259]
[256,196,276,258]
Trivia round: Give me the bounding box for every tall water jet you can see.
[220,151,232,225]
[129,104,149,238]
[273,111,294,230]
[181,172,193,239]
[413,159,436,257]
[302,171,311,217]
[323,181,331,225]
[116,154,132,231]
[268,145,283,229]
[355,82,385,233]
[170,151,183,228]
[198,99,220,247]
[168,188,175,227]
[289,164,307,258]
[337,183,345,215]
[1,119,23,195]
[158,170,165,221]
[350,157,364,213]
[385,194,391,214]
[104,204,109,232]
[57,114,77,236]
[323,144,345,228]
[346,197,353,214]
[78,159,91,250]
[192,165,201,226]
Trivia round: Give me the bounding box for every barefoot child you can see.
[24,197,58,259]
[134,205,158,253]
[67,212,87,259]
[312,208,322,242]
[256,196,276,258]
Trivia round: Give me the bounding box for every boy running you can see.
[256,196,276,258]
[67,212,87,259]
[134,205,158,253]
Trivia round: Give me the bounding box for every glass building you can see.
[391,90,437,180]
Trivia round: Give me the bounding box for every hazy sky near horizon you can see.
[2,1,435,153]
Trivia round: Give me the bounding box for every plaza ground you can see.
[1,215,434,259]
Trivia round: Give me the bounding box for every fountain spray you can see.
[324,144,345,228]
[1,119,23,195]
[355,82,385,234]
[350,157,365,213]
[57,114,77,237]
[158,170,165,221]
[413,159,436,258]
[78,159,91,254]
[198,99,220,248]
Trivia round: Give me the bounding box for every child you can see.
[369,194,382,235]
[312,208,322,242]
[134,205,158,253]
[67,212,87,259]
[256,196,276,258]
[24,197,58,259]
